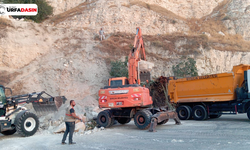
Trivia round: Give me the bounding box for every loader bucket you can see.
[32,96,66,115]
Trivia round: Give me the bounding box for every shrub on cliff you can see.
[109,57,128,78]
[172,58,198,78]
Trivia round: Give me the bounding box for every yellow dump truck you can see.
[168,64,250,120]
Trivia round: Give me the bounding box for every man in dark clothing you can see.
[62,100,82,145]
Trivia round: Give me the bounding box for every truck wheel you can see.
[16,112,39,137]
[117,118,131,124]
[176,105,191,120]
[97,110,112,128]
[247,108,250,120]
[1,128,16,135]
[134,109,152,130]
[157,119,169,125]
[192,105,207,120]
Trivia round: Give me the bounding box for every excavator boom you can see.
[128,27,152,85]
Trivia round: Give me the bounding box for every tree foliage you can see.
[3,0,53,23]
[109,57,128,78]
[172,58,198,78]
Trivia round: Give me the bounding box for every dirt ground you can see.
[1,114,250,150]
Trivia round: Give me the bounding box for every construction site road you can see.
[1,114,250,150]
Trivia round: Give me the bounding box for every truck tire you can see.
[97,110,112,128]
[176,105,191,120]
[16,112,39,137]
[157,119,169,125]
[192,105,207,120]
[134,109,152,130]
[247,108,250,120]
[1,128,16,135]
[117,118,131,124]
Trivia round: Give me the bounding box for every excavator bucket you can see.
[140,71,151,82]
[32,94,67,115]
[139,60,154,82]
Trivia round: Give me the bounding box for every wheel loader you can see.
[0,85,66,136]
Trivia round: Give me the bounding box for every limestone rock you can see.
[54,122,66,133]
[75,122,86,132]
[226,0,250,40]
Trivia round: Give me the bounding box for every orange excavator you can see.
[97,27,180,130]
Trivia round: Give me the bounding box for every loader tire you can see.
[157,119,169,125]
[16,112,39,137]
[97,110,112,128]
[134,109,152,130]
[117,118,131,124]
[1,128,16,135]
[176,105,191,120]
[192,105,207,121]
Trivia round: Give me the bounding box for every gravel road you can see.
[1,114,250,150]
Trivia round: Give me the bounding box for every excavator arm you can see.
[132,27,146,60]
[128,27,152,85]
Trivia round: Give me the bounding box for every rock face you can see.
[51,0,189,35]
[0,0,250,106]
[0,19,110,100]
[148,47,250,78]
[139,0,224,18]
[46,0,86,15]
[0,21,53,69]
[145,35,250,77]
[224,0,250,40]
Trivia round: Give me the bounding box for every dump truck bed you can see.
[168,64,250,104]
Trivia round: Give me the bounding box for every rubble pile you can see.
[37,96,102,135]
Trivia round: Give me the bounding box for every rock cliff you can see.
[0,0,250,102]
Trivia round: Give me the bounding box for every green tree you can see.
[3,0,53,23]
[109,57,128,77]
[172,58,198,78]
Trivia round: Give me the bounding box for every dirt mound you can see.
[37,96,101,134]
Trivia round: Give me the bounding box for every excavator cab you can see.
[108,77,129,86]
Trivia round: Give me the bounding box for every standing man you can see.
[62,100,82,145]
[99,28,105,41]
